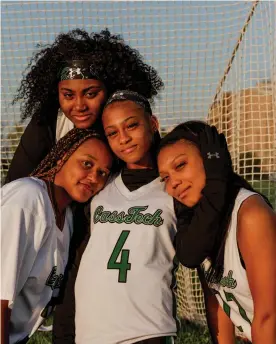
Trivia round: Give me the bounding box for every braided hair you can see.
[31,128,108,181]
[13,28,164,124]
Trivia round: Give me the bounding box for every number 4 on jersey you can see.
[107,230,131,283]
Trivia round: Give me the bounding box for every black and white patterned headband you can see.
[104,90,152,115]
[58,60,100,81]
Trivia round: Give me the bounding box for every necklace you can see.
[45,180,66,230]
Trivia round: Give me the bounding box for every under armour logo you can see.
[207,152,220,159]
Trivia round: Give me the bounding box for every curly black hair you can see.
[13,28,163,123]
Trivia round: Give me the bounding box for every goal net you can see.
[1,0,275,332]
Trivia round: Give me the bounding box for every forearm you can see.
[215,305,235,344]
[1,300,11,344]
[251,314,276,344]
[197,269,235,344]
[203,295,235,344]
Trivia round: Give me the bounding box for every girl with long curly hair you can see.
[5,28,163,343]
[6,28,163,182]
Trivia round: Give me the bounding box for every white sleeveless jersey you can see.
[75,174,178,344]
[202,188,257,341]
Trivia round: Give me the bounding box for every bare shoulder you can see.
[236,195,276,311]
[237,194,276,241]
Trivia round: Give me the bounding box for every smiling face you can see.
[102,100,158,169]
[158,139,206,207]
[54,138,113,203]
[58,79,107,128]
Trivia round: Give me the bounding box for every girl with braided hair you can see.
[6,28,163,183]
[1,128,113,344]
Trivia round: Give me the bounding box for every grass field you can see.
[29,319,249,344]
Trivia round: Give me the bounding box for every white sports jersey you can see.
[1,177,73,344]
[75,174,178,344]
[202,188,257,341]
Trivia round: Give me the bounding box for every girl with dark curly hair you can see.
[6,28,163,183]
[157,121,276,343]
[1,128,113,344]
[4,28,163,343]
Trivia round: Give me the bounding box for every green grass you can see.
[29,317,52,344]
[176,321,214,344]
[29,320,250,344]
[176,321,250,344]
[29,331,52,344]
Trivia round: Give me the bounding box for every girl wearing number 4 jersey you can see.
[157,121,276,344]
[75,91,232,344]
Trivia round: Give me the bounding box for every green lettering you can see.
[115,212,125,224]
[108,211,118,223]
[93,206,103,223]
[143,213,153,225]
[100,211,111,223]
[134,213,144,224]
[93,205,164,227]
[125,206,148,224]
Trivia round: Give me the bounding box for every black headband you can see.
[58,60,100,81]
[104,90,152,115]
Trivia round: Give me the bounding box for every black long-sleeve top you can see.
[5,116,57,183]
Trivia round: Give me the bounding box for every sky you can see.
[1,0,275,135]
